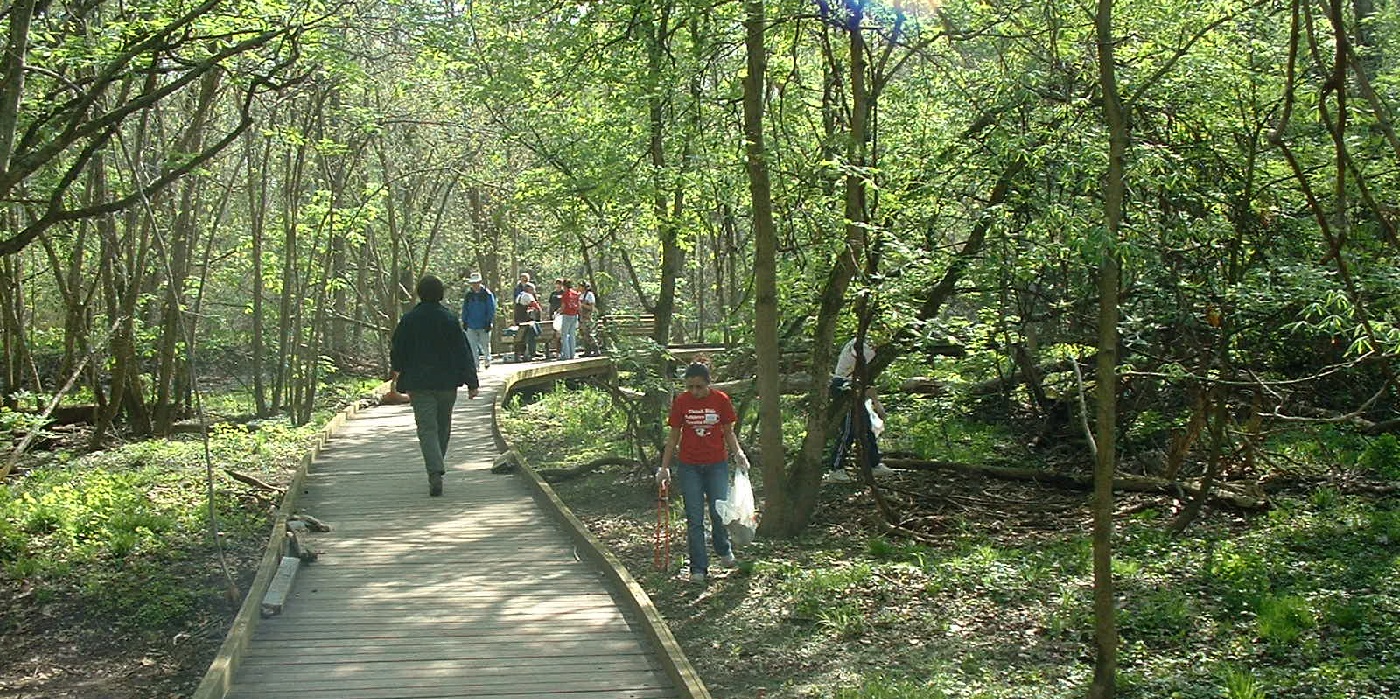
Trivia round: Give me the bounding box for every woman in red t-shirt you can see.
[558,278,581,359]
[657,363,751,583]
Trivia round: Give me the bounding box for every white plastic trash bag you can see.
[715,469,757,547]
[866,398,885,437]
[552,314,564,332]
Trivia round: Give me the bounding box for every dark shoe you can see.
[429,473,443,496]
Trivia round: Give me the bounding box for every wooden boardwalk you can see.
[225,362,681,699]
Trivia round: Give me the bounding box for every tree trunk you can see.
[153,70,221,434]
[646,1,680,349]
[275,105,313,415]
[0,0,36,183]
[246,128,270,416]
[742,0,784,540]
[768,1,871,536]
[1091,0,1125,695]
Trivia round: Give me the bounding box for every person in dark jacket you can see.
[391,275,480,496]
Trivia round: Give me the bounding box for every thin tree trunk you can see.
[645,0,680,348]
[0,0,36,182]
[1091,0,1125,694]
[246,127,270,416]
[275,106,312,415]
[153,69,221,434]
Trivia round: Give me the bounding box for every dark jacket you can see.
[391,301,478,392]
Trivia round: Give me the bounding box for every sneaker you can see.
[428,473,443,497]
[691,572,707,584]
[824,469,853,483]
[718,553,737,568]
[872,463,894,475]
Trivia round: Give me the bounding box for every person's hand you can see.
[734,451,751,474]
[656,466,670,486]
[469,388,479,399]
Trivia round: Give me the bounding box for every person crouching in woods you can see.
[391,275,479,497]
[657,362,750,584]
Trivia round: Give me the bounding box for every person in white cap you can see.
[460,272,497,369]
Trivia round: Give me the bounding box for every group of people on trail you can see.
[510,272,599,361]
[462,271,600,365]
[391,270,888,580]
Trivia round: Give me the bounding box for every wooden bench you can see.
[596,313,655,341]
[503,322,558,361]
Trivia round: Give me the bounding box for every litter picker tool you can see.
[653,479,672,571]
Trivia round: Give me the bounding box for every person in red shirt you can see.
[657,362,751,583]
[558,277,581,359]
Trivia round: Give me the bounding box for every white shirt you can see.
[833,338,875,379]
[516,291,536,306]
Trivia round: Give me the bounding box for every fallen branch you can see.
[883,458,1270,510]
[224,468,284,494]
[538,455,645,483]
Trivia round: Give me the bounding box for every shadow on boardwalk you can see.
[225,363,680,699]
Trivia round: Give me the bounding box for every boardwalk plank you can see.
[223,365,682,699]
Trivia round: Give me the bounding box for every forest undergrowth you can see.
[0,379,382,698]
[500,386,1400,699]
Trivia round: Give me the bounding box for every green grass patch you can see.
[1,396,338,634]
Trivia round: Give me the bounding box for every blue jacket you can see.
[460,286,497,329]
[390,302,478,392]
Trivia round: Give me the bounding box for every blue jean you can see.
[465,327,491,367]
[832,408,881,472]
[676,460,732,575]
[410,389,458,475]
[560,314,579,359]
[829,377,880,471]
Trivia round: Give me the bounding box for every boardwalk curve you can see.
[201,361,703,699]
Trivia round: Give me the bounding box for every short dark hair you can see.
[683,362,711,383]
[416,275,444,302]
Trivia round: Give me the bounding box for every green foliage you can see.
[1207,539,1273,609]
[1256,594,1316,651]
[897,413,1019,464]
[782,562,875,621]
[835,676,949,699]
[528,381,1400,698]
[1358,434,1400,481]
[1220,666,1266,699]
[0,405,49,434]
[499,384,630,466]
[1120,586,1193,642]
[0,404,325,633]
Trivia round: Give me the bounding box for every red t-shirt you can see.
[560,288,581,315]
[667,389,737,465]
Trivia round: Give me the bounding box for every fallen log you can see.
[882,458,1270,510]
[224,468,284,494]
[899,377,946,396]
[711,374,813,397]
[538,455,645,483]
